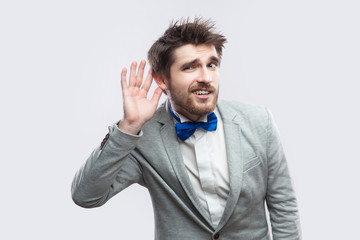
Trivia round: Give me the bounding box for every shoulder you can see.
[141,100,172,134]
[217,100,270,127]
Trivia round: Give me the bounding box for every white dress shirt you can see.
[172,108,230,225]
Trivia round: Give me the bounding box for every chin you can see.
[188,100,217,116]
[169,91,218,117]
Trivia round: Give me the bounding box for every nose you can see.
[197,66,212,83]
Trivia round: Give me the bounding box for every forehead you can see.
[172,44,218,65]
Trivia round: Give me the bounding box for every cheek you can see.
[174,75,193,89]
[212,72,220,82]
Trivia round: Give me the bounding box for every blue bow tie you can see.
[170,106,218,141]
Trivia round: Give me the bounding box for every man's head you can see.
[148,17,226,80]
[148,18,227,121]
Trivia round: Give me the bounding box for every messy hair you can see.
[147,17,227,80]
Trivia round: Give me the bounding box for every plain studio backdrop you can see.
[1,0,359,239]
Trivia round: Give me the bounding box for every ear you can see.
[154,75,169,91]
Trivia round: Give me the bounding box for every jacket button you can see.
[213,232,220,239]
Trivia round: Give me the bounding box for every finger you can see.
[141,67,153,93]
[129,61,137,87]
[135,60,146,88]
[150,87,163,106]
[120,67,128,91]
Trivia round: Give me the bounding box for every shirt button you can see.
[213,232,220,239]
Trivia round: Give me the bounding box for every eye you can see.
[208,62,218,68]
[182,65,196,71]
[183,66,194,70]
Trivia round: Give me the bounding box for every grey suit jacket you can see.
[72,100,301,240]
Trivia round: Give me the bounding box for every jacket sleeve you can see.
[71,124,145,208]
[265,109,302,239]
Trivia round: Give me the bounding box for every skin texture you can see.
[156,44,220,122]
[118,60,163,134]
[118,43,220,134]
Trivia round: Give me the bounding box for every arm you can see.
[71,125,144,208]
[71,60,162,208]
[265,109,302,239]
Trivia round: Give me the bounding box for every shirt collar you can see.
[171,108,218,123]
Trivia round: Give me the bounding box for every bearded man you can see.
[72,18,301,240]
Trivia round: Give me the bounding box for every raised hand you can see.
[118,60,163,134]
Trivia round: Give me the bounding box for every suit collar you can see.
[156,99,172,124]
[217,100,241,123]
[157,99,215,229]
[216,100,244,230]
[157,99,245,229]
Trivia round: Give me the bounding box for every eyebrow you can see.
[179,55,220,69]
[210,56,220,65]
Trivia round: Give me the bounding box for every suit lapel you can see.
[216,101,244,230]
[156,100,245,230]
[157,100,214,229]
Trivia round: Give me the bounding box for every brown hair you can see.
[147,17,227,80]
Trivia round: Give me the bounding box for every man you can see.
[72,18,301,239]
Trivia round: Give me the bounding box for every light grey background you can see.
[1,0,359,239]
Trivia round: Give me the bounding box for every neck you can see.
[171,106,212,122]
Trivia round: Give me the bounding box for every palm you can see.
[120,60,162,133]
[123,83,158,123]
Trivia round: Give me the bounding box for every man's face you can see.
[162,44,220,122]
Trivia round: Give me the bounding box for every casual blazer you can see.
[72,100,301,240]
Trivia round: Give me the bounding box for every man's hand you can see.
[117,60,163,135]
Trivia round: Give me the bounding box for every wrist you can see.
[117,119,143,135]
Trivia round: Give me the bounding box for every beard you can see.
[167,82,219,117]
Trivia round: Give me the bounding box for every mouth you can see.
[191,88,213,99]
[193,90,211,95]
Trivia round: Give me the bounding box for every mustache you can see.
[189,83,216,92]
